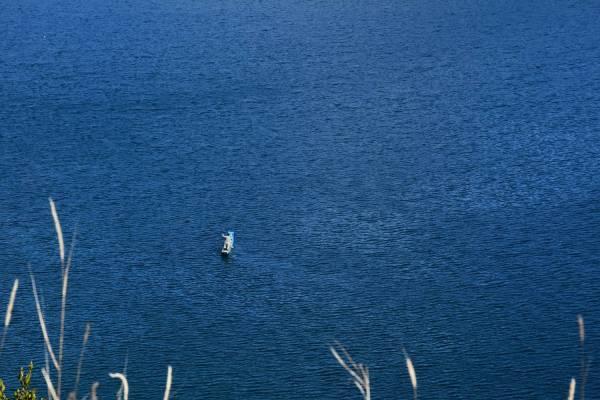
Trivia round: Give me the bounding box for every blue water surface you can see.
[1,0,599,399]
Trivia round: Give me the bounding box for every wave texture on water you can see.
[1,0,599,398]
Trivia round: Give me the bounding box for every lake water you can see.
[1,0,599,398]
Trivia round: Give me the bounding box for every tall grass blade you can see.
[330,343,370,400]
[330,346,364,387]
[576,315,587,400]
[116,353,129,400]
[109,373,129,400]
[404,350,418,400]
[30,271,60,371]
[74,323,91,397]
[362,365,370,400]
[45,348,51,400]
[42,367,60,400]
[89,382,99,400]
[49,197,65,268]
[4,279,18,328]
[577,315,585,344]
[163,365,173,400]
[568,378,576,400]
[58,231,76,399]
[0,278,19,353]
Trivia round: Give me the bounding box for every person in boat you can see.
[222,233,232,250]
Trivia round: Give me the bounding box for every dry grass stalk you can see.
[4,279,19,328]
[30,271,60,371]
[404,350,418,400]
[42,367,60,400]
[0,278,19,352]
[116,354,129,400]
[330,343,370,400]
[163,365,173,400]
[577,315,585,344]
[81,382,99,400]
[49,197,65,268]
[91,382,99,400]
[109,373,129,400]
[58,231,77,399]
[576,314,588,400]
[73,323,91,398]
[39,293,55,400]
[45,348,51,400]
[568,378,576,400]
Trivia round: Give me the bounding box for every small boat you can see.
[221,231,234,256]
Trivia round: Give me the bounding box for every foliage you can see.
[0,363,43,400]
